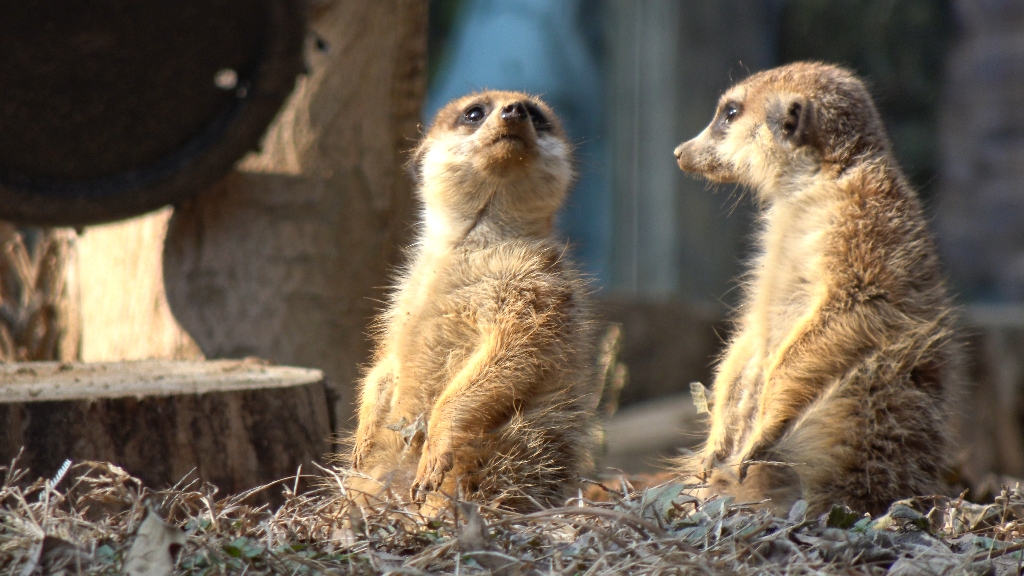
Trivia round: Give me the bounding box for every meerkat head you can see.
[412,91,572,239]
[674,62,891,201]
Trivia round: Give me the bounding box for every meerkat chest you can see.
[755,199,834,352]
[389,251,500,391]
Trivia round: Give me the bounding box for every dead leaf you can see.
[330,526,359,550]
[123,507,185,576]
[456,503,489,553]
[386,414,427,448]
[690,382,709,414]
[787,499,808,523]
[640,483,684,521]
[18,535,88,576]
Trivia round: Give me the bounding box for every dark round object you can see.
[0,0,306,225]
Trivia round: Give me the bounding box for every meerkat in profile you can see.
[346,91,600,512]
[673,62,962,516]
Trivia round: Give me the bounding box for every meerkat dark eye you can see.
[462,105,486,124]
[723,103,741,123]
[522,102,551,132]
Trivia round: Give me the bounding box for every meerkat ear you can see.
[772,96,815,147]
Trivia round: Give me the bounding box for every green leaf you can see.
[736,520,768,539]
[641,483,684,519]
[852,516,874,532]
[678,524,712,542]
[973,536,1010,551]
[701,496,734,518]
[94,544,118,562]
[223,544,243,558]
[826,505,861,529]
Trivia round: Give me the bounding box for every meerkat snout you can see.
[500,101,528,122]
[674,83,828,195]
[414,91,573,238]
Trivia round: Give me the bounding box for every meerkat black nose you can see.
[674,141,691,160]
[500,102,528,122]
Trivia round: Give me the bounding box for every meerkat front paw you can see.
[736,443,769,481]
[410,442,454,502]
[701,447,726,474]
[350,437,373,470]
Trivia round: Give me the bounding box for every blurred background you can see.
[1,0,1023,497]
[425,0,1024,484]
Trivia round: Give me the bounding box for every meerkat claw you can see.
[412,446,452,501]
[737,461,750,482]
[350,440,372,470]
[701,447,727,474]
[409,481,426,503]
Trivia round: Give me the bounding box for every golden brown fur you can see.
[347,91,600,512]
[673,62,962,516]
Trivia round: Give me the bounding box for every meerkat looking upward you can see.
[673,62,962,516]
[347,91,600,512]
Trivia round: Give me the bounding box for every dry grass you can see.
[2,457,1024,575]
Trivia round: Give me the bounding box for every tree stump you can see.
[0,358,329,499]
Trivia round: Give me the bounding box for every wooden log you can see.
[0,359,329,499]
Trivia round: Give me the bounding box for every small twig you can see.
[973,539,1024,562]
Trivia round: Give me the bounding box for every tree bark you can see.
[0,1,420,492]
[0,359,329,501]
[163,1,426,431]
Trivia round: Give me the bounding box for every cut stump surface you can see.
[0,359,322,402]
[0,359,331,502]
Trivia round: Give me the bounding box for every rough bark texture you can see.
[0,359,329,500]
[163,0,426,432]
[0,225,80,362]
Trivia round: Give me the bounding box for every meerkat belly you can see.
[389,311,475,415]
[734,204,830,447]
